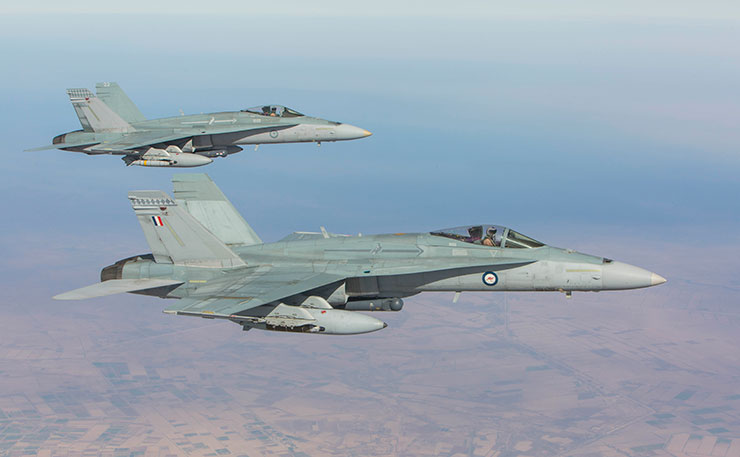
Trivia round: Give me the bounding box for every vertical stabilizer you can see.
[66,88,135,133]
[95,82,146,124]
[173,174,262,247]
[129,190,246,268]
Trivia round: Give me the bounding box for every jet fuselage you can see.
[109,231,664,304]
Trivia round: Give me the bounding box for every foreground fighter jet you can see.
[27,82,371,167]
[55,175,666,335]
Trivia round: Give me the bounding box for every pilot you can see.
[482,227,497,247]
[467,226,483,243]
[270,107,278,117]
[261,106,271,116]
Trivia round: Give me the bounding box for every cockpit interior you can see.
[242,105,305,118]
[430,225,544,249]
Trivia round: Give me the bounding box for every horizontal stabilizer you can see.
[54,278,183,300]
[25,141,98,152]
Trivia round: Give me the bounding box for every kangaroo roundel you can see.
[482,271,498,286]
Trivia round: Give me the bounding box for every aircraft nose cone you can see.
[602,261,667,290]
[334,123,372,140]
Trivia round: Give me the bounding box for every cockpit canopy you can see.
[242,105,305,118]
[430,225,545,249]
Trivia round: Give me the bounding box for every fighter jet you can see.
[55,174,666,335]
[27,82,371,167]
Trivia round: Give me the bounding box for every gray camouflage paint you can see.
[55,175,666,335]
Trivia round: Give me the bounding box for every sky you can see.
[6,1,740,20]
[0,4,737,313]
[2,4,738,256]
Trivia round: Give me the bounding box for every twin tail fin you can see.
[65,82,144,133]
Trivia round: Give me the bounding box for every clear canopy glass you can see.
[242,105,305,118]
[430,225,544,249]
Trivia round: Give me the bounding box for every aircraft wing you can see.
[28,124,299,154]
[164,269,343,318]
[164,257,532,318]
[86,132,196,153]
[24,132,189,154]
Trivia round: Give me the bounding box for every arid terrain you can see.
[1,236,739,457]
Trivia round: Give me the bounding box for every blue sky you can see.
[0,5,738,295]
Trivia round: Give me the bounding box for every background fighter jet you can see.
[27,82,371,167]
[55,174,666,335]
